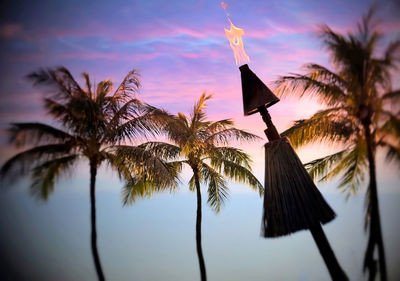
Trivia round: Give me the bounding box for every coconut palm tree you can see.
[122,93,264,281]
[274,9,399,281]
[0,67,178,281]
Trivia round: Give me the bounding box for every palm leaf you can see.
[274,73,346,106]
[190,93,212,129]
[200,163,228,213]
[1,143,75,179]
[8,122,74,147]
[304,149,348,182]
[209,157,263,195]
[206,128,261,145]
[30,155,79,200]
[121,177,158,205]
[207,146,252,169]
[378,140,400,167]
[323,141,367,196]
[113,113,161,142]
[204,119,233,134]
[113,69,141,101]
[82,72,93,98]
[378,111,400,139]
[137,142,182,160]
[121,159,182,205]
[27,67,84,100]
[114,145,181,188]
[282,107,354,148]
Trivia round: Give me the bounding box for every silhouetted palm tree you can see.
[0,67,178,281]
[123,93,264,281]
[274,9,399,281]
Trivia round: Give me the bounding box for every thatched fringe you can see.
[262,137,336,237]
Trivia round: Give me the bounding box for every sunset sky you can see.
[1,0,399,180]
[0,1,399,280]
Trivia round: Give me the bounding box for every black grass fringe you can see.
[262,137,336,237]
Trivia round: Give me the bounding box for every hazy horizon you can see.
[0,178,399,280]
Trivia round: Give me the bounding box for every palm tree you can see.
[122,93,264,281]
[274,9,399,281]
[0,67,178,281]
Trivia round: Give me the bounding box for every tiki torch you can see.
[225,20,348,280]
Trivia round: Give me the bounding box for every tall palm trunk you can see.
[363,124,387,281]
[193,167,207,281]
[90,159,106,281]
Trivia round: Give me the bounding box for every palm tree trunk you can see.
[193,167,207,281]
[90,159,106,281]
[363,124,387,281]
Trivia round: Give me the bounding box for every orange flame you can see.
[224,19,250,65]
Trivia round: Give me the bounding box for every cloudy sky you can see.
[1,0,399,178]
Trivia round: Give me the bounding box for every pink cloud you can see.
[269,48,323,61]
[11,52,121,62]
[181,49,226,59]
[0,23,22,39]
[59,52,119,60]
[381,20,400,33]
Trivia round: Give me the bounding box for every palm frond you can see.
[114,145,181,189]
[378,110,400,138]
[192,93,212,117]
[7,122,74,147]
[190,93,212,129]
[113,69,141,101]
[209,158,263,196]
[121,160,182,206]
[1,143,76,180]
[188,174,196,192]
[274,73,346,106]
[26,67,84,100]
[200,163,228,213]
[204,119,233,133]
[377,140,400,167]
[321,141,367,196]
[30,155,79,200]
[95,80,113,103]
[102,151,132,182]
[107,98,142,127]
[137,142,182,160]
[206,128,262,145]
[112,113,162,142]
[207,146,252,169]
[304,149,348,182]
[303,63,348,90]
[382,90,400,104]
[43,98,78,125]
[121,178,159,205]
[82,72,93,98]
[282,107,354,148]
[383,40,400,66]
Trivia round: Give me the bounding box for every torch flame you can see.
[224,19,250,66]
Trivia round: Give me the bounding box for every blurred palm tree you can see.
[122,93,264,281]
[0,67,178,281]
[274,8,399,281]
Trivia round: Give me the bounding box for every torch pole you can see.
[258,106,349,281]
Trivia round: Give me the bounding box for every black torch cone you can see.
[239,64,348,281]
[262,137,335,237]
